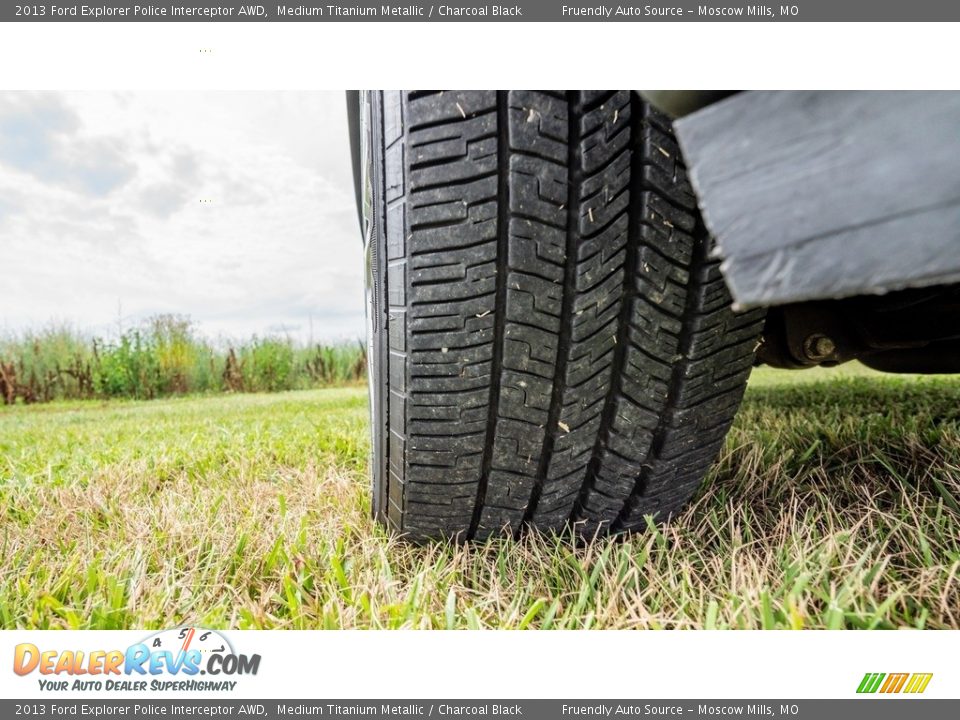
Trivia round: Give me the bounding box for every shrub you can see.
[0,316,366,404]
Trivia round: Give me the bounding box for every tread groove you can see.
[611,223,709,531]
[522,91,583,528]
[568,92,644,530]
[467,91,510,541]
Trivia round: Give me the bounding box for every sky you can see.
[0,91,364,343]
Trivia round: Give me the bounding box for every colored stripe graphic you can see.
[857,672,932,694]
[881,673,908,693]
[904,673,934,694]
[857,673,885,693]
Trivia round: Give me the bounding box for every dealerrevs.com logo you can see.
[13,627,261,693]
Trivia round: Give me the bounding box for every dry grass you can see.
[1,366,959,629]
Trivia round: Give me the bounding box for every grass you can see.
[1,365,958,629]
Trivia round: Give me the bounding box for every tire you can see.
[362,90,765,542]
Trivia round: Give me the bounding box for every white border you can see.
[0,22,959,90]
[2,630,956,699]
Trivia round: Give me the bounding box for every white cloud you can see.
[0,91,364,343]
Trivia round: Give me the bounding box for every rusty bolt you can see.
[803,334,836,362]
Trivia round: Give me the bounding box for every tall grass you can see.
[0,315,365,404]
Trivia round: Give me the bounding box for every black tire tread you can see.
[370,90,763,541]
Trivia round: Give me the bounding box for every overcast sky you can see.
[0,91,364,343]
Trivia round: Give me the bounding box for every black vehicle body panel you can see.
[674,90,960,308]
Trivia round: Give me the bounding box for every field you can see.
[2,366,959,629]
[0,317,366,404]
